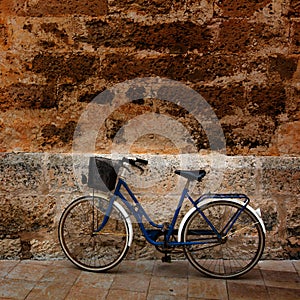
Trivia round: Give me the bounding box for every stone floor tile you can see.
[106,289,147,300]
[111,273,151,293]
[293,260,300,274]
[6,260,51,281]
[66,280,109,300]
[262,270,300,289]
[258,260,296,272]
[40,264,81,283]
[188,277,228,300]
[0,260,20,278]
[188,263,207,278]
[148,293,187,299]
[51,259,79,269]
[25,281,73,300]
[0,278,35,299]
[76,270,115,289]
[65,288,108,300]
[119,259,155,275]
[67,270,115,299]
[267,286,300,300]
[149,276,188,297]
[188,264,265,284]
[153,260,189,278]
[227,282,270,300]
[228,268,265,286]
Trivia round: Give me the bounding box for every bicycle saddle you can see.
[175,170,206,182]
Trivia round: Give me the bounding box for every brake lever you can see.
[135,164,144,174]
[136,158,148,165]
[128,159,145,174]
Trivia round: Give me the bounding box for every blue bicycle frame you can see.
[94,177,250,247]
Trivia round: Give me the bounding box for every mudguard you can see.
[94,192,134,247]
[177,197,266,242]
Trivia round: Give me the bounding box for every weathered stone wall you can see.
[0,153,299,259]
[0,0,299,154]
[0,1,299,260]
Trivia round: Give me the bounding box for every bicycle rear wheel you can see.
[58,195,130,272]
[182,200,265,279]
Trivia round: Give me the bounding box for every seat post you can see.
[184,179,191,190]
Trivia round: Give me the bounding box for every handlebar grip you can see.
[136,158,148,165]
[124,158,148,169]
[128,159,135,166]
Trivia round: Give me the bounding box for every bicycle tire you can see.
[58,195,130,272]
[182,200,265,279]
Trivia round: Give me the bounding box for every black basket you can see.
[87,157,120,191]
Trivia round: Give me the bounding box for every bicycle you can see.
[58,156,266,279]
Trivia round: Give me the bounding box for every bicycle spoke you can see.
[183,200,265,278]
[58,196,129,272]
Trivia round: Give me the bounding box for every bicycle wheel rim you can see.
[183,201,265,279]
[58,196,129,272]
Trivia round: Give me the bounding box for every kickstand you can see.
[161,253,171,263]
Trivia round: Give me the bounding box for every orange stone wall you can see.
[0,0,299,154]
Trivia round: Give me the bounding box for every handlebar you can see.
[122,157,148,173]
[130,158,148,166]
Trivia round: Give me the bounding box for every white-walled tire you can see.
[181,200,265,279]
[58,195,132,272]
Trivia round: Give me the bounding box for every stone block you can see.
[108,0,178,15]
[47,154,79,193]
[0,0,108,17]
[101,52,241,84]
[0,83,58,111]
[41,122,77,149]
[218,157,259,196]
[196,84,246,119]
[276,121,300,155]
[269,54,299,80]
[216,19,289,54]
[268,194,300,259]
[0,194,55,235]
[0,20,8,48]
[0,153,44,193]
[0,238,21,259]
[259,157,300,196]
[31,53,98,84]
[0,51,29,88]
[108,0,214,22]
[215,0,272,18]
[247,83,286,117]
[288,0,300,17]
[291,21,300,54]
[3,17,88,53]
[30,234,62,259]
[78,19,214,54]
[285,196,300,259]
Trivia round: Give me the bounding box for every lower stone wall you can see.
[0,152,299,260]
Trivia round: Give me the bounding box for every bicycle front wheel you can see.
[182,200,265,279]
[58,195,130,272]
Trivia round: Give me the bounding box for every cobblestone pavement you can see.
[0,259,299,299]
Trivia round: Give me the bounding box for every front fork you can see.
[92,195,116,235]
